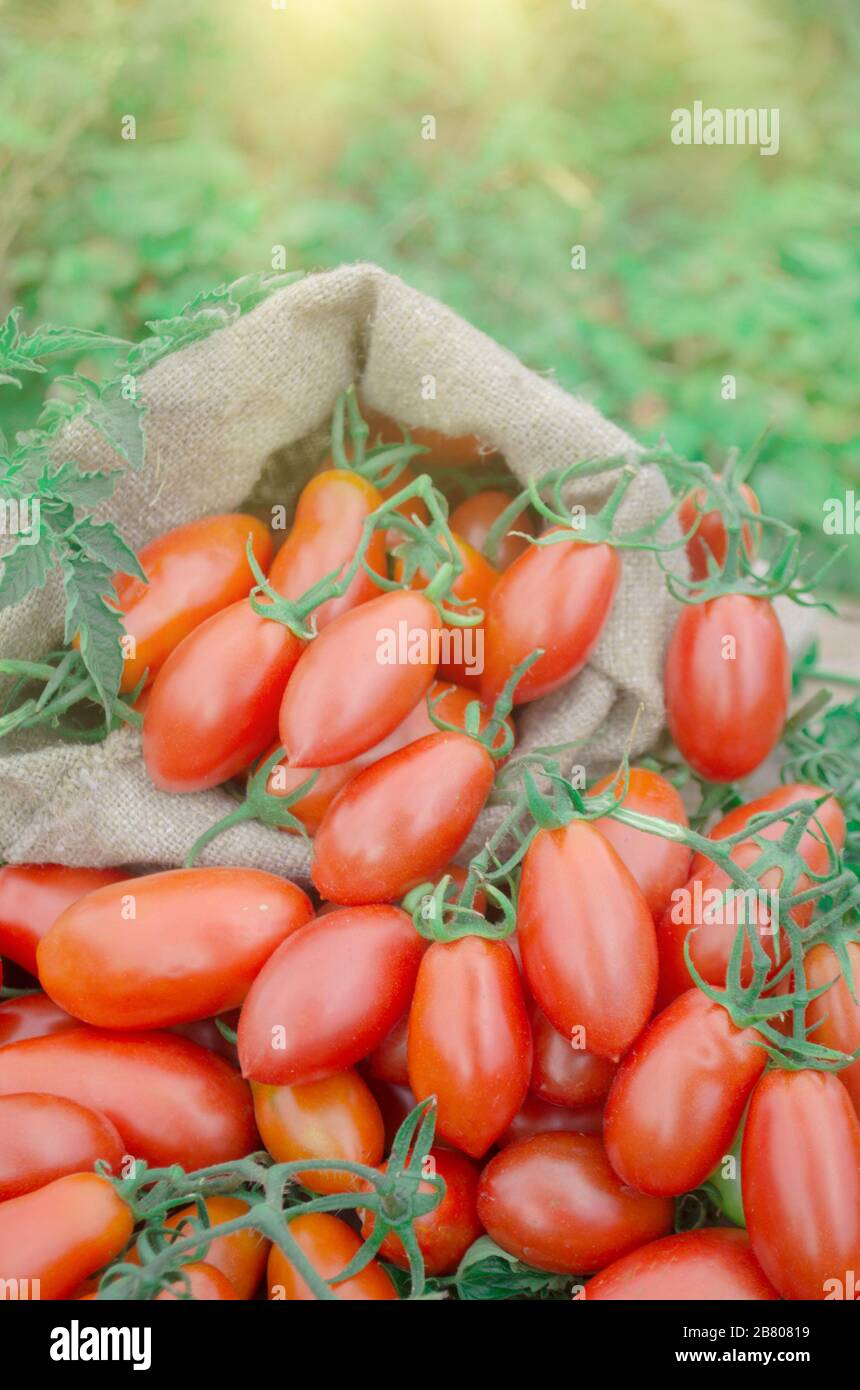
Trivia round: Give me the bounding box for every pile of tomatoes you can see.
[0,401,857,1303]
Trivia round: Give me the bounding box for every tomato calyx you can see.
[95,1100,442,1301]
[182,744,318,867]
[405,873,516,944]
[426,652,540,764]
[0,647,146,743]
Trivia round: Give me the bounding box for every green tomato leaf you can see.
[0,531,54,609]
[60,552,126,712]
[454,1237,571,1301]
[72,516,146,580]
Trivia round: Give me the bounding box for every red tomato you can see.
[584,1228,779,1301]
[361,1146,482,1275]
[110,513,273,693]
[517,821,658,1058]
[264,680,512,835]
[529,1006,616,1109]
[394,529,498,689]
[678,481,761,582]
[267,471,385,631]
[267,1212,397,1301]
[655,784,846,1007]
[655,849,784,1008]
[742,1069,860,1301]
[0,1094,124,1201]
[37,868,312,1030]
[312,733,495,904]
[407,937,531,1158]
[590,767,692,917]
[0,993,78,1047]
[692,782,846,881]
[143,598,303,792]
[0,864,127,976]
[477,1132,674,1275]
[0,1172,133,1300]
[665,595,789,782]
[500,1095,604,1147]
[252,1070,384,1194]
[603,991,767,1196]
[805,943,860,1119]
[0,1028,257,1169]
[449,490,538,570]
[278,590,438,768]
[238,906,424,1086]
[367,1014,410,1085]
[480,532,620,706]
[157,1263,240,1300]
[132,1197,267,1300]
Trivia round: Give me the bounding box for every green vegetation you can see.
[1,0,857,590]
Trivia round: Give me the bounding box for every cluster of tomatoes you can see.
[0,404,857,1302]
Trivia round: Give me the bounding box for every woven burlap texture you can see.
[0,263,683,881]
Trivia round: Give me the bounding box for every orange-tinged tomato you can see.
[156,1263,240,1300]
[108,513,273,693]
[267,470,385,631]
[37,867,313,1031]
[0,1093,125,1202]
[0,1172,133,1300]
[143,598,304,792]
[450,490,538,570]
[0,864,128,977]
[360,401,493,468]
[252,1070,384,1194]
[678,480,761,582]
[394,529,498,689]
[590,768,692,917]
[278,590,439,768]
[361,1146,482,1275]
[267,1212,397,1300]
[132,1197,268,1300]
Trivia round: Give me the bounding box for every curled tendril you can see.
[97,1101,441,1302]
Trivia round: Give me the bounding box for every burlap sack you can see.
[0,263,684,881]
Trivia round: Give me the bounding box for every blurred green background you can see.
[1,0,857,590]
